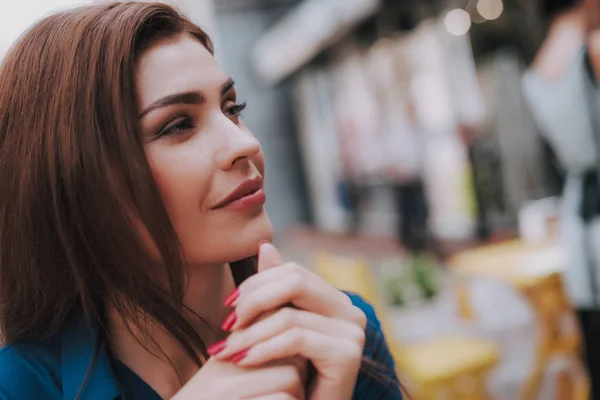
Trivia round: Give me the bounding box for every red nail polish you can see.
[221,310,237,331]
[207,340,227,356]
[224,288,240,307]
[229,349,248,363]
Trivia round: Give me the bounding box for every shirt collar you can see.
[61,316,122,400]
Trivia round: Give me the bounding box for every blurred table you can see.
[448,239,566,287]
[448,239,588,400]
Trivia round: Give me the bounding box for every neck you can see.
[183,263,236,335]
[106,263,236,398]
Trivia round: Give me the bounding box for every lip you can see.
[211,177,266,211]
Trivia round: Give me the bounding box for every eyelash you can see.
[157,116,195,138]
[157,102,248,139]
[227,102,247,118]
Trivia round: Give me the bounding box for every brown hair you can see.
[0,1,256,363]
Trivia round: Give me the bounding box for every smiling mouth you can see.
[211,177,266,211]
[227,186,259,204]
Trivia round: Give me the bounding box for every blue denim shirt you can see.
[0,294,403,399]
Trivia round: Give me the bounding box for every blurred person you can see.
[0,3,403,399]
[523,0,600,397]
[529,0,586,80]
[389,102,429,256]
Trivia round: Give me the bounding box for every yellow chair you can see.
[519,273,589,400]
[313,252,500,400]
[449,241,590,400]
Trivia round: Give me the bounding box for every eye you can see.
[157,116,195,139]
[225,101,247,123]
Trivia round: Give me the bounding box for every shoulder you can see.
[344,292,391,363]
[0,338,63,399]
[344,293,404,400]
[344,292,392,366]
[531,27,584,81]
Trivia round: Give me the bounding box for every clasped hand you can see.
[173,242,367,400]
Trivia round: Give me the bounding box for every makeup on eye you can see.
[145,78,245,140]
[222,87,246,120]
[154,100,247,140]
[226,101,247,119]
[156,115,195,139]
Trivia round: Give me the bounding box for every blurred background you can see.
[2,0,598,398]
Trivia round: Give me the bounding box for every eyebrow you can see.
[221,78,235,96]
[139,78,236,118]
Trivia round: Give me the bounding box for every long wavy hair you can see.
[0,1,403,397]
[0,1,256,361]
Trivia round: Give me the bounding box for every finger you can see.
[238,262,352,310]
[228,243,287,308]
[237,329,363,368]
[258,242,284,273]
[241,362,306,400]
[215,308,363,361]
[241,259,307,294]
[266,356,309,388]
[246,394,301,400]
[236,329,362,400]
[231,276,364,330]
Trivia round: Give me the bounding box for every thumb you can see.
[258,241,284,272]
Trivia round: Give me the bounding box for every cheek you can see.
[146,144,213,217]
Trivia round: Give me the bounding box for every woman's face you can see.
[136,34,272,266]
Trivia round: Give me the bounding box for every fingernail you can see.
[258,240,270,250]
[221,310,237,331]
[224,288,240,307]
[207,340,227,356]
[229,349,248,363]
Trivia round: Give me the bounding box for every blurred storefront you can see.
[244,0,552,244]
[226,0,588,398]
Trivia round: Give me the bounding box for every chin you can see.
[187,211,273,265]
[231,212,274,261]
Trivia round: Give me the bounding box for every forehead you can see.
[135,34,228,107]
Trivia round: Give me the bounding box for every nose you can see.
[217,118,261,171]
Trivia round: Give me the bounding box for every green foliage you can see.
[380,253,441,307]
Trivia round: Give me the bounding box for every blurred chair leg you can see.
[556,370,573,400]
[455,280,475,321]
[520,331,551,400]
[573,375,591,400]
[572,358,591,400]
